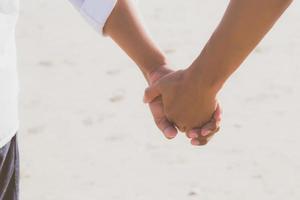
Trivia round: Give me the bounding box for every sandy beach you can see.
[17,0,300,199]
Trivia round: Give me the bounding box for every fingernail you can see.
[191,140,200,146]
[189,132,198,139]
[201,130,211,137]
[164,127,177,139]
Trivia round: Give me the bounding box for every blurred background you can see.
[17,0,300,199]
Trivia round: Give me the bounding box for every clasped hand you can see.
[144,66,221,146]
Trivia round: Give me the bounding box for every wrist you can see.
[142,55,168,75]
[142,55,173,85]
[184,63,224,95]
[146,64,173,85]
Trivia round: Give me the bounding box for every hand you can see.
[146,66,178,139]
[187,103,222,146]
[146,67,222,145]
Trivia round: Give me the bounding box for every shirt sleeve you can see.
[68,0,117,34]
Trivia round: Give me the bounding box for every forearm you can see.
[103,0,167,80]
[187,0,293,92]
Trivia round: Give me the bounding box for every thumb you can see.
[143,82,161,103]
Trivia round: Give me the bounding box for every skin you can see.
[144,69,219,145]
[103,0,221,144]
[144,0,293,145]
[147,66,222,143]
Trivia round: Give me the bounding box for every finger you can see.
[143,83,161,103]
[205,133,215,142]
[148,97,178,139]
[186,104,222,139]
[191,139,200,146]
[155,117,178,139]
[191,138,208,146]
[188,125,219,145]
[200,120,220,137]
[189,106,222,145]
[186,131,199,139]
[191,131,217,146]
[187,121,218,139]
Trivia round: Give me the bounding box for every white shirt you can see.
[69,0,117,32]
[0,0,19,148]
[0,0,117,148]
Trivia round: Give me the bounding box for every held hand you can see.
[145,69,221,145]
[187,104,222,146]
[146,67,178,139]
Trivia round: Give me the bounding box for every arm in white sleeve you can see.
[68,0,117,34]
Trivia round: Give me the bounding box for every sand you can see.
[17,0,300,199]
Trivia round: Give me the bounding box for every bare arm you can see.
[103,0,167,79]
[187,0,293,92]
[103,0,221,140]
[144,0,292,145]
